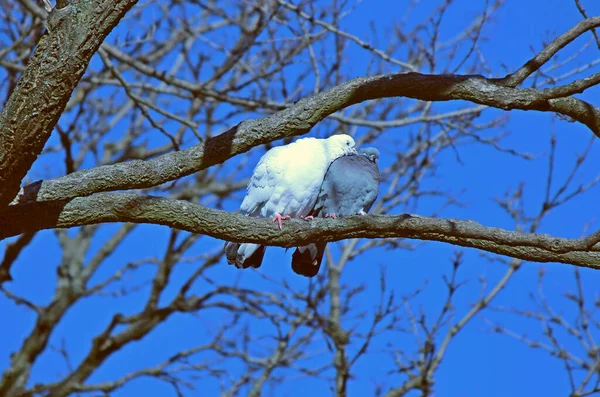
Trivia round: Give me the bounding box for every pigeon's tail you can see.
[291,242,326,278]
[224,242,266,269]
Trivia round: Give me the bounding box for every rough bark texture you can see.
[0,0,138,208]
[2,193,600,269]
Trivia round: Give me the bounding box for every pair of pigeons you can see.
[224,134,380,277]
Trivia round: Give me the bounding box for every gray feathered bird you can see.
[291,147,380,277]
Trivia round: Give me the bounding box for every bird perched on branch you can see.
[224,134,357,269]
[291,147,380,277]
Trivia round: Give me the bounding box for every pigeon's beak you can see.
[350,147,358,154]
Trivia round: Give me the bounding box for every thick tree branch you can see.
[2,193,600,269]
[13,70,600,206]
[0,0,138,208]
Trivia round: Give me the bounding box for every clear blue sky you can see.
[2,0,600,396]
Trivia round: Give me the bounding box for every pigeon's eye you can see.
[346,141,350,146]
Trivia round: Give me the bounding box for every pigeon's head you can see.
[359,147,380,163]
[326,134,356,160]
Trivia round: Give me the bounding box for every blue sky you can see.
[2,0,600,396]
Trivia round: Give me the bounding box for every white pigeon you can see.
[224,134,357,269]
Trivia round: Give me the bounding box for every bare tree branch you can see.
[10,68,600,207]
[3,192,600,268]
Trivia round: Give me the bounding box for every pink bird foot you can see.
[325,213,337,219]
[273,213,291,230]
[300,215,314,221]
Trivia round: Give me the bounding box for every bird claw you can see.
[300,215,314,221]
[324,213,337,219]
[273,213,291,230]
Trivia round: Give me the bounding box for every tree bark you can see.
[0,0,138,208]
[2,192,600,269]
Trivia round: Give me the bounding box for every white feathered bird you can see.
[224,134,357,269]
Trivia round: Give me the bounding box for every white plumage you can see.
[225,134,356,268]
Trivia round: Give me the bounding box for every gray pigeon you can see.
[291,147,380,277]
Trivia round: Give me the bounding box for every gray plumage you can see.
[292,148,380,277]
